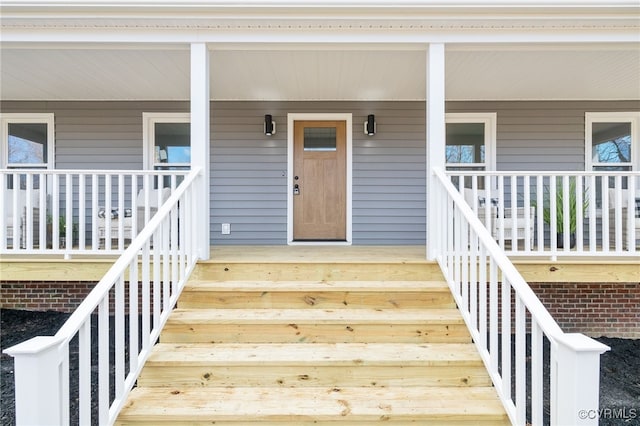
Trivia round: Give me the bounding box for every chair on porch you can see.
[463,188,535,247]
[3,189,40,248]
[608,189,640,250]
[97,187,170,247]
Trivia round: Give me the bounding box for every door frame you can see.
[287,113,353,245]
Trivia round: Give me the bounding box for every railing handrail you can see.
[434,168,564,339]
[0,168,190,176]
[54,167,201,343]
[445,170,640,177]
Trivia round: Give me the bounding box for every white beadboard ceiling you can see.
[1,45,638,101]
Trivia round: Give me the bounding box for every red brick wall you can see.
[530,282,640,339]
[1,281,95,312]
[2,280,639,338]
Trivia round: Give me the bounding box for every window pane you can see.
[155,122,190,164]
[592,122,631,164]
[446,123,485,164]
[304,127,336,151]
[8,123,48,164]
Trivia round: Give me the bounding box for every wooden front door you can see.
[293,120,347,241]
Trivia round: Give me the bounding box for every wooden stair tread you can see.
[184,280,450,292]
[118,386,508,422]
[167,308,465,324]
[145,342,484,366]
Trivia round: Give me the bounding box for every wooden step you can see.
[191,262,443,282]
[161,308,471,344]
[179,280,455,309]
[138,342,491,388]
[116,386,510,425]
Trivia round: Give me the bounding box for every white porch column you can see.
[426,43,446,260]
[190,43,210,260]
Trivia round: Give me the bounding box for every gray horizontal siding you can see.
[2,99,638,246]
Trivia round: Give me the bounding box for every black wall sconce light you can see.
[364,114,376,136]
[264,114,276,136]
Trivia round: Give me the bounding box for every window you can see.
[143,113,190,170]
[1,113,54,169]
[586,112,639,172]
[445,113,496,172]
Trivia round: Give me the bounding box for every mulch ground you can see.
[1,308,639,425]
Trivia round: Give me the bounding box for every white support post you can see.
[426,43,446,260]
[4,336,66,425]
[552,333,610,425]
[190,42,210,260]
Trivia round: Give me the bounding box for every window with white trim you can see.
[445,112,496,172]
[143,112,191,171]
[1,113,54,170]
[586,112,639,172]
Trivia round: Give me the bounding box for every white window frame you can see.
[585,111,640,171]
[142,112,191,170]
[1,113,55,169]
[445,112,497,171]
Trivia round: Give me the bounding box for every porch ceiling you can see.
[1,43,638,101]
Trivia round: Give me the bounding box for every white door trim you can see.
[287,113,353,245]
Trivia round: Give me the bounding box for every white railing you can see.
[434,168,610,426]
[0,169,190,256]
[4,167,202,425]
[446,171,640,258]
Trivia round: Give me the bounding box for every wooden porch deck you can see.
[0,245,638,282]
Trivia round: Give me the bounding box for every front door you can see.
[293,120,347,241]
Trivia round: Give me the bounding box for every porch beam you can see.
[190,42,210,260]
[426,43,446,261]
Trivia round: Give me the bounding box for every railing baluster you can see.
[497,176,505,249]
[115,274,125,401]
[576,176,584,253]
[549,176,557,255]
[536,175,544,253]
[478,245,487,351]
[562,176,570,252]
[601,175,610,251]
[510,175,518,253]
[25,174,34,250]
[92,174,99,250]
[515,297,526,425]
[613,176,622,253]
[78,319,92,425]
[523,176,531,253]
[65,173,73,256]
[118,174,125,251]
[489,258,499,374]
[53,173,60,251]
[105,174,112,251]
[79,174,86,251]
[627,177,636,253]
[531,321,543,426]
[0,173,6,251]
[501,277,512,404]
[98,296,110,425]
[588,174,597,253]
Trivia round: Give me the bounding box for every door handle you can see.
[294,184,300,195]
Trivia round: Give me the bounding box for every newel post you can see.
[4,336,68,425]
[552,333,610,425]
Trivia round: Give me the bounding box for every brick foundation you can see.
[2,280,639,338]
[1,281,96,312]
[529,282,640,339]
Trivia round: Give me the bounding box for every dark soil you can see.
[1,308,639,425]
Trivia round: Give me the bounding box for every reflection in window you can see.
[304,127,337,151]
[8,123,48,165]
[446,122,485,165]
[592,122,631,170]
[154,122,190,168]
